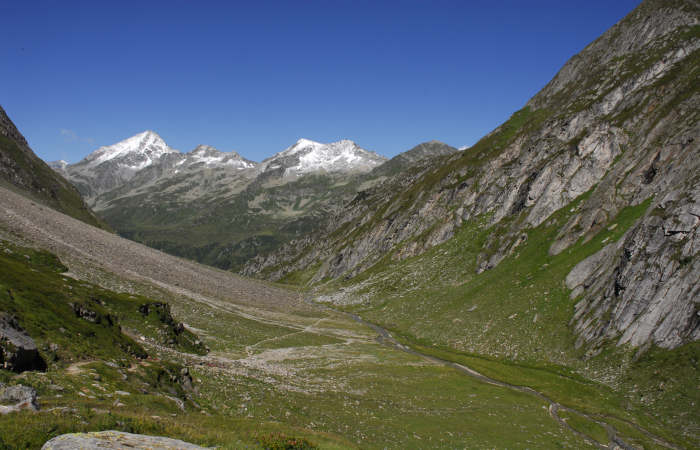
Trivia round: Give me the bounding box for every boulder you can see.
[0,313,46,372]
[42,431,209,449]
[0,384,38,414]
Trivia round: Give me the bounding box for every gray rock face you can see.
[0,384,38,414]
[42,431,208,449]
[0,313,46,372]
[567,185,700,351]
[247,0,700,352]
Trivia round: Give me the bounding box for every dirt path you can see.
[65,361,95,375]
[245,317,329,354]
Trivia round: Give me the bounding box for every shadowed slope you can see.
[0,106,107,229]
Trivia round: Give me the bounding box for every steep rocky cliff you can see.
[247,0,699,353]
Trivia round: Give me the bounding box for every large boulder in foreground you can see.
[42,431,209,449]
[0,313,46,372]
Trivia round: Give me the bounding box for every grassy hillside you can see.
[0,240,343,449]
[0,135,107,230]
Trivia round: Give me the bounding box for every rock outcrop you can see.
[0,313,46,372]
[42,431,208,449]
[0,384,38,414]
[567,184,699,351]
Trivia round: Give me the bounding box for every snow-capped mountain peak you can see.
[59,130,181,199]
[262,138,387,177]
[80,130,178,169]
[288,138,324,153]
[180,145,256,170]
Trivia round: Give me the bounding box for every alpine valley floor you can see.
[0,184,693,449]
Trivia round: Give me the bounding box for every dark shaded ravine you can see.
[305,296,680,450]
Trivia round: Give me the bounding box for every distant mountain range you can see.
[50,131,454,270]
[51,131,386,203]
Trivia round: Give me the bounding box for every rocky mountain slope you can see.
[0,106,105,229]
[247,0,699,397]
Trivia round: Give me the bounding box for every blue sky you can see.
[1,0,642,163]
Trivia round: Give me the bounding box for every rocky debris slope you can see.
[0,184,305,313]
[247,0,699,351]
[42,431,208,449]
[0,313,46,372]
[0,106,104,228]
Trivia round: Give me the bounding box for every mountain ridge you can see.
[56,132,389,203]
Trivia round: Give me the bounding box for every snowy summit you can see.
[78,130,178,170]
[177,145,256,171]
[260,138,387,177]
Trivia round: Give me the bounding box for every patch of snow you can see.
[184,145,255,169]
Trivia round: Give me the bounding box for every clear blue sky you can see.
[1,0,642,163]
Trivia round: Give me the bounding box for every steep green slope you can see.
[317,192,698,445]
[0,106,107,229]
[0,240,343,449]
